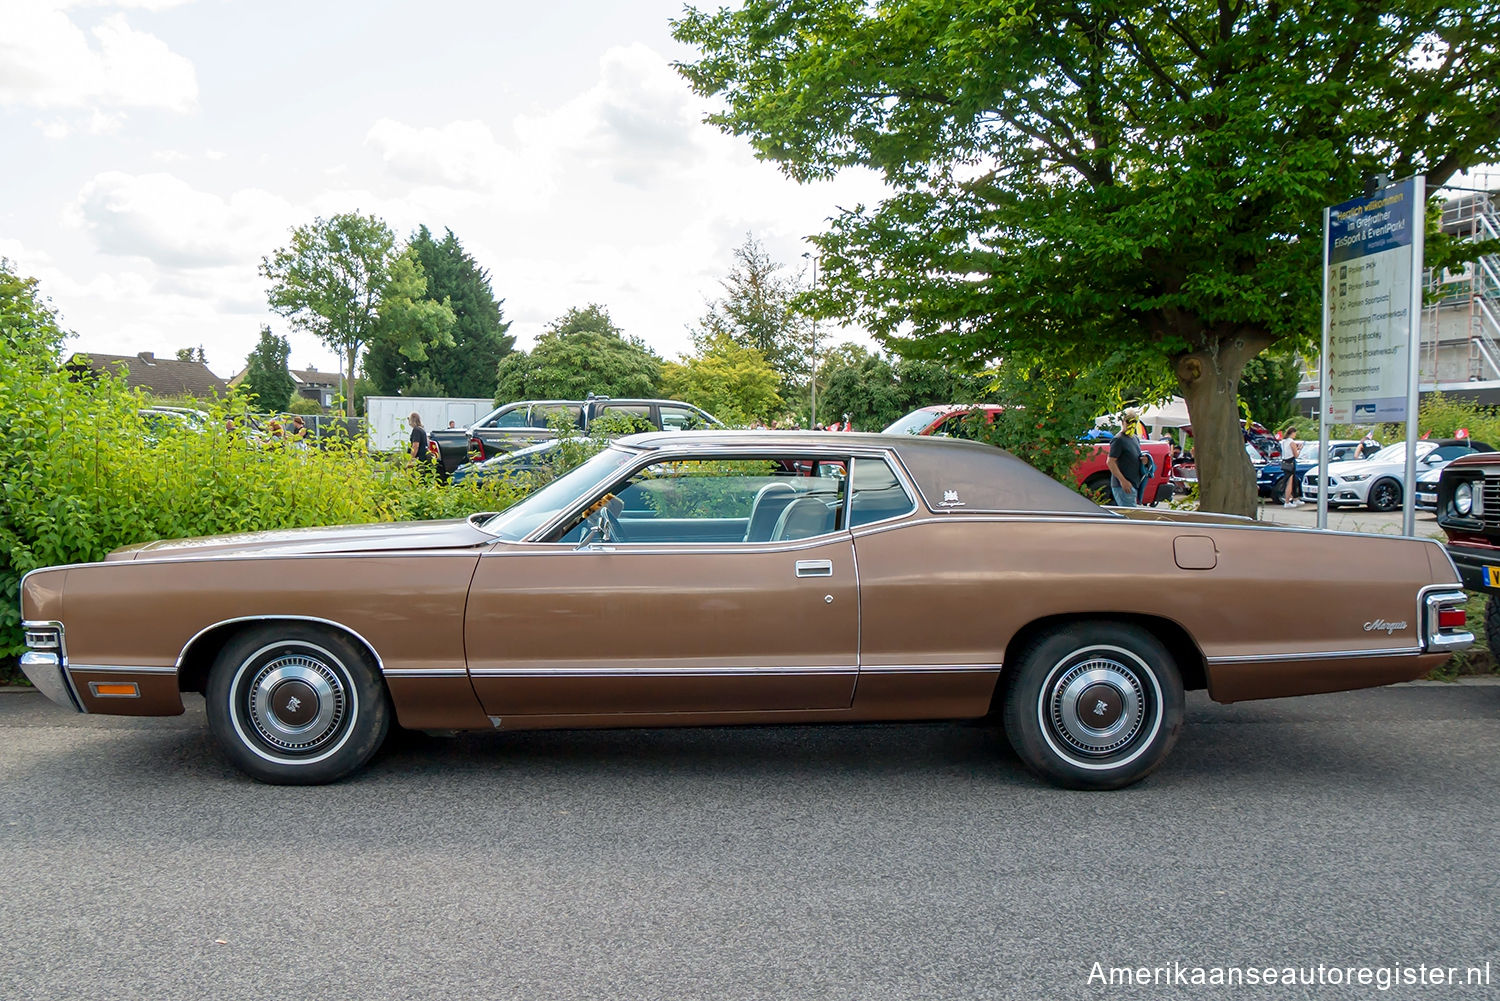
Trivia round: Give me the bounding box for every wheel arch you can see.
[176,615,386,696]
[996,612,1206,707]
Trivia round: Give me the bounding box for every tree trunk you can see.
[1173,332,1272,517]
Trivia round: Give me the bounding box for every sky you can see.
[0,0,887,380]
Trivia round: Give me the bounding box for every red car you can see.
[884,405,1174,504]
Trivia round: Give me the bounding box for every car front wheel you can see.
[206,623,391,784]
[1367,478,1401,511]
[1002,622,1184,790]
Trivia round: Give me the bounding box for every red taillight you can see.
[1439,608,1467,629]
[469,436,485,461]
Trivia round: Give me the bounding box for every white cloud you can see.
[68,171,295,269]
[365,118,539,196]
[0,3,197,114]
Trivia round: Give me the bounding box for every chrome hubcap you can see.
[246,654,346,754]
[1046,658,1146,756]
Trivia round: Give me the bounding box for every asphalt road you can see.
[2,685,1498,1001]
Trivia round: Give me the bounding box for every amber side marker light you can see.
[89,682,140,698]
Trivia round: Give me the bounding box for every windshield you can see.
[481,445,638,540]
[883,408,944,435]
[1367,442,1431,464]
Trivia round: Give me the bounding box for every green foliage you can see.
[285,395,322,416]
[174,346,207,363]
[818,343,996,430]
[366,247,456,375]
[240,325,297,412]
[965,364,1096,489]
[693,234,811,394]
[0,330,529,659]
[495,304,662,402]
[673,1,1500,514]
[381,226,516,399]
[1238,352,1303,431]
[0,259,67,366]
[660,332,783,425]
[260,212,400,414]
[365,226,514,398]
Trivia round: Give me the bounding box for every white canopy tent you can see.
[1095,396,1192,440]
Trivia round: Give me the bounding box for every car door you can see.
[464,452,859,718]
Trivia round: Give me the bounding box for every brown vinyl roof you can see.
[66,351,229,400]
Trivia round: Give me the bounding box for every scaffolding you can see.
[1420,172,1500,387]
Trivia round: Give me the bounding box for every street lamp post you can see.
[803,251,818,429]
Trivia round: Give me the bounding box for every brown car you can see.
[19,431,1471,789]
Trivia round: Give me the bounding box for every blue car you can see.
[450,437,588,485]
[1256,439,1367,499]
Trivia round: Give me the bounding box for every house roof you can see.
[290,368,339,387]
[66,351,229,399]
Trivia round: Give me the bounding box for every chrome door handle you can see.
[795,559,833,578]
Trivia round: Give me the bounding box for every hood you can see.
[107,517,495,562]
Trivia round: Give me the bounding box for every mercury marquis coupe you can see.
[20,431,1472,789]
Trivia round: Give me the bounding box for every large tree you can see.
[364,226,514,397]
[260,213,399,415]
[693,234,812,395]
[661,332,784,424]
[363,247,457,393]
[495,304,662,402]
[674,1,1500,514]
[239,326,296,412]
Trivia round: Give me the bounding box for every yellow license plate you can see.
[1486,566,1500,589]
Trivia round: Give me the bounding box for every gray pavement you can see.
[2,686,1498,1001]
[1251,498,1444,538]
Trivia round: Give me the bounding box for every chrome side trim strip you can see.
[1205,646,1422,665]
[467,664,999,678]
[383,667,469,678]
[69,664,178,675]
[470,665,859,678]
[859,664,1002,674]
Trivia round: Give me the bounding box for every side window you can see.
[659,406,707,431]
[598,405,651,425]
[848,457,916,527]
[488,406,530,428]
[557,456,848,544]
[532,405,583,429]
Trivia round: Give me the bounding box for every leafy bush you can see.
[0,351,529,659]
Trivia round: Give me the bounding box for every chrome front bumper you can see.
[20,621,83,713]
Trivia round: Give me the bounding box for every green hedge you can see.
[0,354,530,659]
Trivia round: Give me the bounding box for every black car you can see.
[430,397,721,475]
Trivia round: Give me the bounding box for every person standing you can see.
[409,412,433,473]
[1280,426,1302,507]
[1106,407,1144,507]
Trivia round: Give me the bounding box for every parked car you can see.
[1303,439,1491,511]
[138,406,209,441]
[1255,439,1364,500]
[883,405,1174,504]
[1435,451,1500,648]
[430,397,722,475]
[1415,440,1496,510]
[21,431,1470,790]
[449,437,589,486]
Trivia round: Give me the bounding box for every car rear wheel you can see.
[206,623,390,785]
[1082,473,1111,502]
[1002,622,1184,790]
[1367,478,1401,511]
[1485,596,1500,656]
